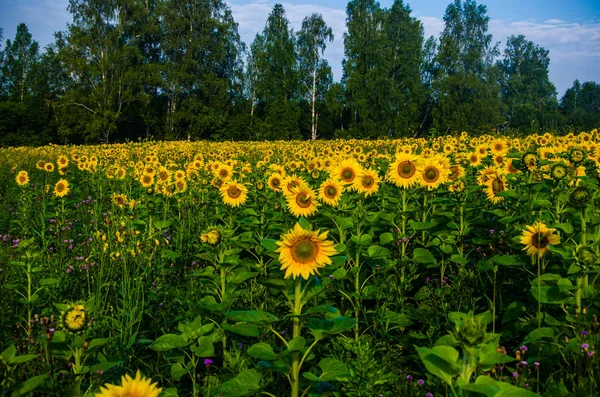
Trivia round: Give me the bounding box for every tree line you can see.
[0,0,598,145]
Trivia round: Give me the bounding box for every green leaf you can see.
[379,233,394,245]
[39,278,60,286]
[216,369,262,397]
[247,343,278,361]
[1,344,17,360]
[154,220,172,229]
[308,316,356,339]
[332,268,347,280]
[260,239,278,252]
[12,374,48,396]
[450,254,467,265]
[225,310,278,325]
[298,217,311,231]
[494,255,527,267]
[87,338,112,351]
[302,358,350,382]
[524,327,554,342]
[221,323,260,337]
[8,354,38,364]
[382,310,413,326]
[149,334,188,352]
[413,248,436,264]
[416,346,460,386]
[410,221,437,231]
[170,362,188,381]
[502,302,526,324]
[552,223,574,234]
[194,336,214,357]
[367,245,390,258]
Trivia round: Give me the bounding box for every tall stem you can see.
[291,277,302,397]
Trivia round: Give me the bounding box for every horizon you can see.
[0,0,599,97]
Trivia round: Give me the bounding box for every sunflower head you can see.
[275,223,338,280]
[16,171,29,186]
[522,151,539,170]
[219,180,248,208]
[318,179,344,207]
[576,246,597,267]
[201,227,222,246]
[96,370,162,397]
[550,163,569,181]
[386,153,420,188]
[286,185,319,217]
[519,221,560,258]
[54,179,70,198]
[569,147,586,164]
[61,304,88,334]
[569,186,592,207]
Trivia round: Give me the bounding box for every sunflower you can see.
[215,164,234,181]
[490,139,507,155]
[318,178,344,207]
[267,173,283,192]
[419,158,450,190]
[45,162,55,172]
[477,166,498,186]
[520,221,560,258]
[286,185,319,217]
[334,158,362,186]
[467,152,482,167]
[355,169,380,197]
[201,227,222,246]
[57,155,69,169]
[504,159,521,175]
[111,194,128,209]
[96,370,162,397]
[140,173,155,188]
[484,173,508,204]
[61,304,88,334]
[448,179,466,193]
[54,179,70,198]
[282,175,308,196]
[448,165,465,181]
[219,180,247,208]
[276,223,337,280]
[16,171,29,186]
[36,160,46,170]
[386,153,420,189]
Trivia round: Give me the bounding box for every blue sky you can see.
[1,0,599,96]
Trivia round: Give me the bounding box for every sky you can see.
[0,0,599,97]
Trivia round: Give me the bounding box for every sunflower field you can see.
[1,132,600,397]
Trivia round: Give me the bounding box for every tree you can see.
[343,0,388,138]
[296,13,333,140]
[158,0,245,140]
[384,0,424,136]
[56,0,145,143]
[0,23,40,102]
[560,80,600,130]
[252,4,301,140]
[499,35,558,130]
[433,0,503,133]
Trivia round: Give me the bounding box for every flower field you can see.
[1,132,599,397]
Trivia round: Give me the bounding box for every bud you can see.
[570,186,592,207]
[83,340,89,350]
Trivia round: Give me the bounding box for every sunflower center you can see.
[492,178,504,195]
[219,169,229,178]
[530,232,549,249]
[325,186,338,199]
[494,144,503,152]
[296,193,312,208]
[56,184,65,193]
[398,161,416,178]
[423,167,439,183]
[290,239,318,263]
[469,155,478,163]
[362,176,374,188]
[227,186,241,198]
[341,168,355,182]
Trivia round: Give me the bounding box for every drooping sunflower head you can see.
[61,304,88,334]
[448,179,466,193]
[318,178,344,207]
[448,165,465,181]
[519,221,560,258]
[286,185,319,218]
[282,175,308,196]
[219,180,247,208]
[386,153,420,189]
[16,171,29,186]
[96,370,162,397]
[275,223,338,280]
[504,159,521,175]
[54,179,70,198]
[522,151,539,170]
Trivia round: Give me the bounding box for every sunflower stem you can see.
[291,277,303,397]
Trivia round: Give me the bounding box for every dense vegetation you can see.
[0,0,599,146]
[0,133,599,396]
